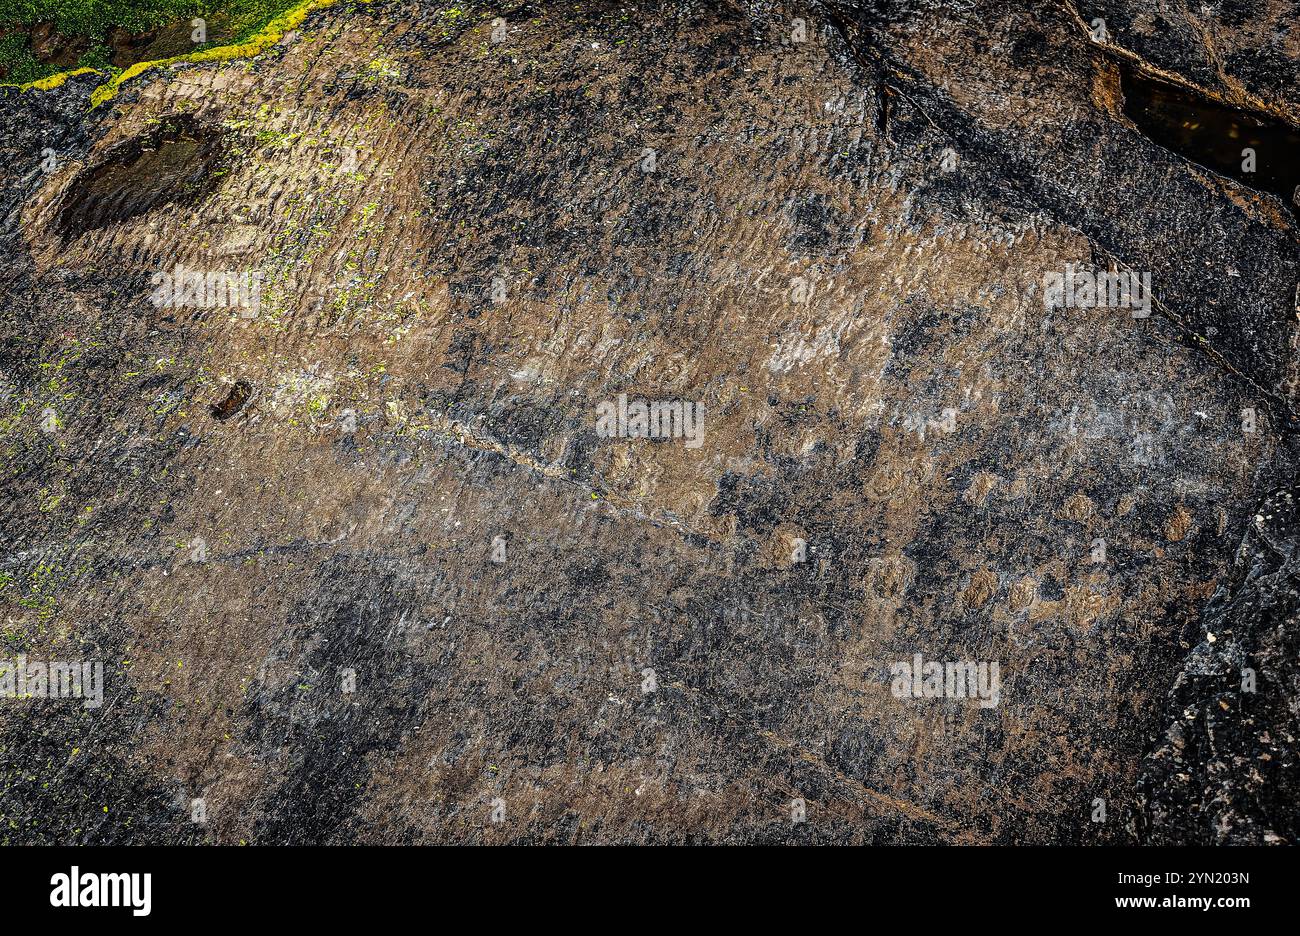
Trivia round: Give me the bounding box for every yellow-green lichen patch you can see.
[21,67,103,91]
[3,0,368,105]
[89,0,344,108]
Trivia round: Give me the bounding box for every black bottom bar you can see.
[0,845,1280,923]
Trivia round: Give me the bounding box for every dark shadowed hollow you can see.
[1120,63,1300,213]
[55,114,225,237]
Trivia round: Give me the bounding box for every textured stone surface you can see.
[0,0,1296,844]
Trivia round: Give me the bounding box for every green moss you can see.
[90,0,348,106]
[0,31,43,83]
[76,42,112,70]
[0,1,297,38]
[0,0,305,84]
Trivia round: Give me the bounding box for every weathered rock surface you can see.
[0,0,1296,844]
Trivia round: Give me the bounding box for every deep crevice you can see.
[1119,63,1300,216]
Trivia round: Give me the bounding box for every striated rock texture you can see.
[0,0,1296,844]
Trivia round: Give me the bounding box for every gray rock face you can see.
[0,0,1296,844]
